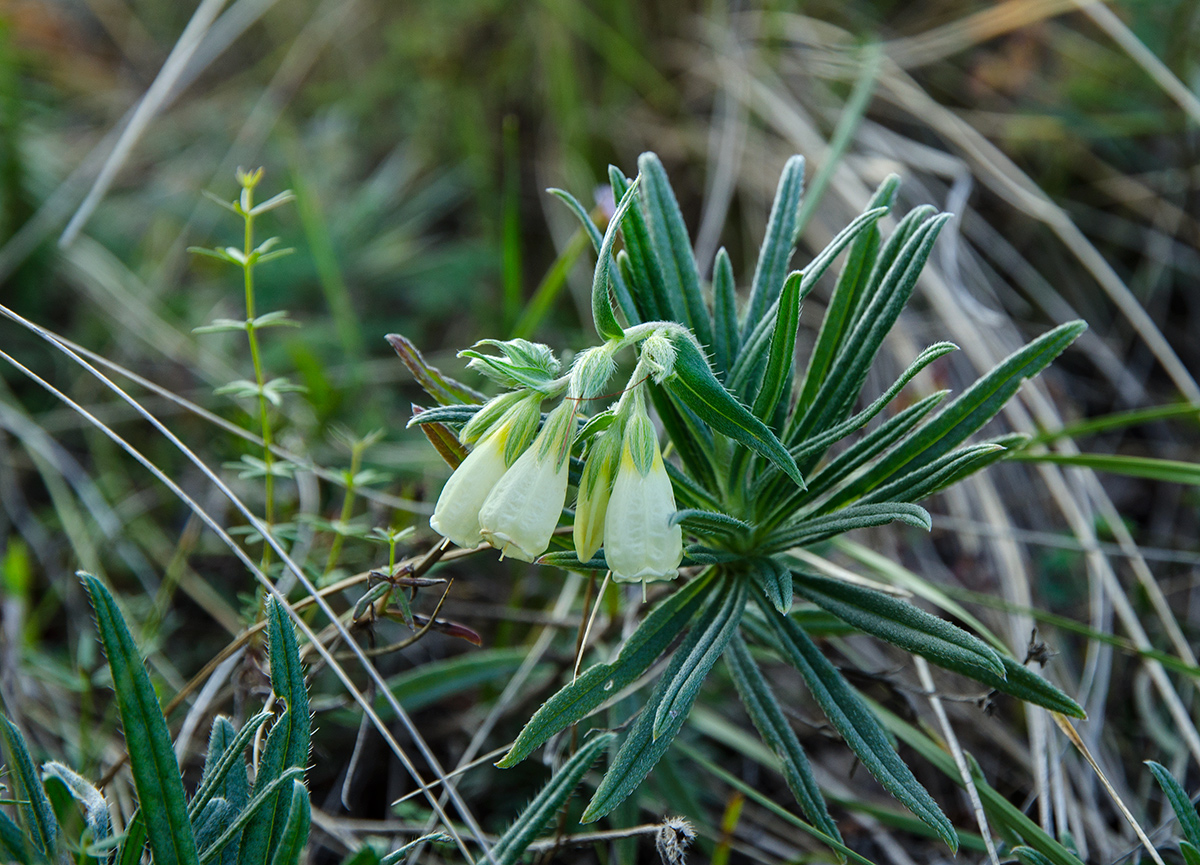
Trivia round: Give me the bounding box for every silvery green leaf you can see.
[0,717,59,863]
[753,599,957,851]
[711,247,739,378]
[743,155,805,339]
[42,761,110,844]
[196,770,303,865]
[637,153,713,349]
[493,733,614,865]
[609,167,669,321]
[0,809,28,865]
[386,333,486,406]
[752,271,803,424]
[1147,761,1200,847]
[669,509,753,538]
[665,331,803,488]
[748,557,792,614]
[789,568,1005,679]
[192,714,268,820]
[725,635,841,843]
[497,572,718,767]
[852,441,1010,507]
[265,782,309,865]
[764,502,931,552]
[1013,847,1057,865]
[590,177,641,340]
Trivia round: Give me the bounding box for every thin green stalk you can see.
[323,442,364,576]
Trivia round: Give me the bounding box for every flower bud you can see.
[429,424,511,549]
[573,428,622,563]
[478,401,576,561]
[604,411,683,583]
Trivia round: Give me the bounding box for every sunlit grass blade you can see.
[498,571,717,767]
[789,569,1005,678]
[83,574,199,865]
[743,155,805,339]
[1009,451,1200,486]
[652,577,746,739]
[725,634,842,846]
[637,152,713,349]
[493,732,614,865]
[753,596,957,851]
[0,716,60,863]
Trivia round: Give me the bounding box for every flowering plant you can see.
[398,152,1085,851]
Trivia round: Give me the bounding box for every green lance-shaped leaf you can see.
[549,188,639,324]
[793,212,950,442]
[589,177,641,340]
[405,404,480,428]
[580,603,720,822]
[1184,843,1200,865]
[385,334,485,406]
[652,577,746,739]
[411,406,468,469]
[266,782,310,865]
[637,153,714,349]
[82,574,199,865]
[850,441,1011,509]
[194,799,238,853]
[609,166,669,321]
[790,569,1005,679]
[191,713,270,821]
[752,271,803,423]
[748,557,793,615]
[199,770,303,865]
[650,384,718,492]
[43,760,111,844]
[753,596,958,851]
[0,809,29,865]
[1013,847,1058,865]
[0,716,59,863]
[238,600,310,865]
[498,571,717,767]
[763,502,931,553]
[725,634,842,844]
[665,330,803,488]
[669,508,753,539]
[846,321,1086,492]
[113,811,147,865]
[492,733,614,865]
[793,175,898,422]
[712,247,739,378]
[743,154,805,339]
[1147,761,1200,847]
[380,833,452,865]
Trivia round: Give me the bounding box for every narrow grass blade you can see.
[755,597,957,850]
[1031,402,1200,445]
[385,334,485,406]
[582,581,736,823]
[1009,451,1200,486]
[266,782,309,865]
[380,833,451,865]
[764,502,931,553]
[83,574,199,865]
[493,733,614,865]
[712,247,739,378]
[0,717,57,863]
[743,155,805,339]
[1146,761,1200,846]
[667,331,803,487]
[726,635,842,844]
[497,571,717,767]
[652,577,746,739]
[790,569,1005,679]
[637,152,713,349]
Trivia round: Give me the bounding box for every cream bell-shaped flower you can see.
[428,424,510,549]
[604,413,683,583]
[478,401,575,562]
[573,427,621,563]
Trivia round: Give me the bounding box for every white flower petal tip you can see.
[604,441,683,584]
[429,427,510,548]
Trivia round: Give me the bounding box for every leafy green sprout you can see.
[404,151,1087,854]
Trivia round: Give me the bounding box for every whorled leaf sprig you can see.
[400,151,1087,853]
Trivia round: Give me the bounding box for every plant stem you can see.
[323,442,363,576]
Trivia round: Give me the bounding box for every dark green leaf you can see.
[191,713,270,821]
[498,572,718,767]
[743,155,805,339]
[664,461,721,511]
[853,442,1010,507]
[609,167,668,321]
[0,809,29,865]
[114,812,146,865]
[0,716,58,863]
[712,247,739,379]
[669,509,753,538]
[194,799,238,854]
[405,405,480,428]
[581,579,738,823]
[493,733,614,865]
[1147,761,1200,847]
[589,178,641,339]
[653,577,746,739]
[764,503,931,552]
[201,770,303,865]
[1183,842,1200,865]
[725,635,841,843]
[385,334,485,406]
[754,599,957,850]
[753,271,803,423]
[83,574,199,865]
[1014,846,1057,865]
[650,385,717,492]
[749,557,793,614]
[789,569,1005,679]
[266,782,310,865]
[666,331,803,487]
[637,153,713,349]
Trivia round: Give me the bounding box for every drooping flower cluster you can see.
[427,330,684,582]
